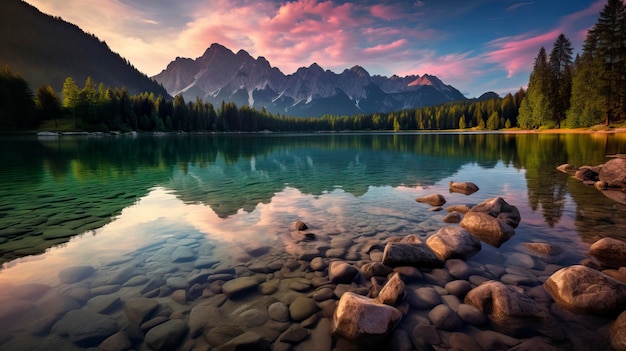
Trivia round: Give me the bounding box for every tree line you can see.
[520,0,626,128]
[0,65,525,133]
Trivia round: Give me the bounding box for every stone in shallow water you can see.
[449,181,479,195]
[465,280,562,339]
[544,265,626,315]
[170,246,195,262]
[52,310,118,347]
[426,226,481,261]
[428,304,462,330]
[144,319,188,351]
[124,297,159,325]
[289,296,318,322]
[589,237,626,268]
[611,310,626,351]
[58,265,95,284]
[382,242,442,268]
[165,277,188,290]
[329,261,359,284]
[98,331,132,351]
[332,292,402,341]
[188,304,223,337]
[280,327,309,344]
[416,194,446,207]
[221,276,259,298]
[86,294,120,314]
[268,302,290,322]
[310,257,327,271]
[377,272,405,306]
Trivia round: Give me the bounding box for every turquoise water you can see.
[0,132,625,350]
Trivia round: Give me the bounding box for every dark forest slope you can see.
[0,0,169,96]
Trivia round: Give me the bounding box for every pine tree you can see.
[548,34,573,127]
[518,47,552,128]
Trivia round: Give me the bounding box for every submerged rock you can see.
[415,194,446,207]
[52,310,118,347]
[332,292,402,341]
[221,276,259,298]
[556,163,577,173]
[544,265,626,315]
[610,310,626,351]
[589,237,626,268]
[144,320,188,351]
[449,181,479,195]
[294,220,308,231]
[465,280,562,339]
[329,261,359,284]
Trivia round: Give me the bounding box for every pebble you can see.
[269,302,290,322]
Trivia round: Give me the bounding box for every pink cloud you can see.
[369,4,405,20]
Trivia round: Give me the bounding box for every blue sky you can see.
[26,0,604,97]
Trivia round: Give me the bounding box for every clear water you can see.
[0,133,625,350]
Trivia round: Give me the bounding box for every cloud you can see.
[506,2,534,11]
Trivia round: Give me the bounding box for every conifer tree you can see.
[548,34,573,127]
[519,47,552,128]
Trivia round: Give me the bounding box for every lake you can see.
[0,132,625,350]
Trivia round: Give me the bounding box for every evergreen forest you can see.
[1,0,625,133]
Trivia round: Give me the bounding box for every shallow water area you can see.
[0,133,625,350]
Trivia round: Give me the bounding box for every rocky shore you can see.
[1,181,626,351]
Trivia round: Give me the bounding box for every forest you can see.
[0,0,624,133]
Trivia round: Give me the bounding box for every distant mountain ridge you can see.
[0,0,169,97]
[154,43,467,117]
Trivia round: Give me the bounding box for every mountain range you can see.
[0,0,169,97]
[153,43,467,117]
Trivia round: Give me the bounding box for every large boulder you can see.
[600,158,626,188]
[426,226,481,261]
[332,292,402,341]
[465,281,562,339]
[575,166,600,182]
[382,242,442,268]
[544,265,626,315]
[416,194,446,207]
[589,237,626,268]
[460,197,520,247]
[449,181,479,195]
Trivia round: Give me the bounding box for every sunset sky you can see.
[26,0,604,98]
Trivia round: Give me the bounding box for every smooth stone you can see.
[377,272,405,306]
[310,257,327,271]
[457,303,487,325]
[465,280,562,339]
[557,163,577,173]
[123,275,148,287]
[269,302,290,322]
[289,296,318,322]
[382,242,442,268]
[416,194,446,207]
[289,279,311,292]
[412,323,441,346]
[170,246,195,262]
[294,220,308,231]
[589,237,626,268]
[390,328,413,351]
[204,325,244,347]
[171,289,187,304]
[313,287,335,302]
[52,310,118,347]
[522,242,564,257]
[86,294,120,314]
[393,266,423,281]
[446,204,473,214]
[544,265,626,315]
[329,261,359,284]
[426,226,481,261]
[221,276,259,298]
[443,211,463,223]
[280,327,309,344]
[460,212,515,248]
[331,292,402,341]
[166,277,188,290]
[428,304,462,330]
[107,266,138,285]
[501,273,539,286]
[124,297,159,325]
[445,280,472,297]
[407,287,441,309]
[259,279,280,295]
[449,181,479,195]
[58,266,95,284]
[194,257,219,269]
[144,319,188,351]
[34,289,81,317]
[507,252,537,269]
[188,304,223,337]
[446,259,471,280]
